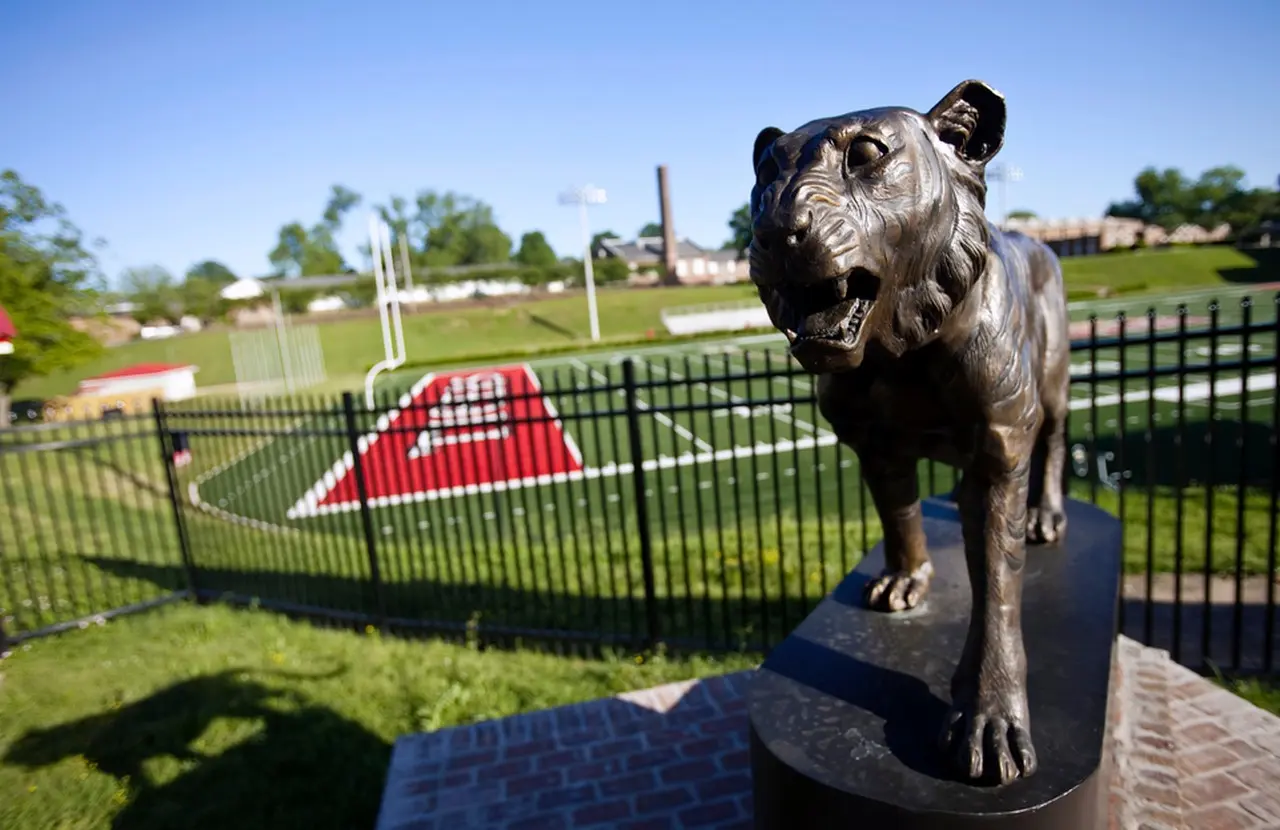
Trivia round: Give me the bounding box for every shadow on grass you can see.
[82,555,825,654]
[527,312,578,340]
[1121,594,1280,676]
[80,549,1280,674]
[1217,247,1280,285]
[3,668,390,830]
[1087,417,1276,488]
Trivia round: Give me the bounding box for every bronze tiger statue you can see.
[747,80,1071,785]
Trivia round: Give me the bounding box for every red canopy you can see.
[0,303,14,341]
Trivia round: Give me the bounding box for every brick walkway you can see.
[377,637,1280,829]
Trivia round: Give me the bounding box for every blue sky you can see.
[3,0,1277,285]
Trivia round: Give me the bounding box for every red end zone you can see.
[288,364,583,517]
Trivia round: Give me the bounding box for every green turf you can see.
[0,602,756,830]
[14,246,1278,401]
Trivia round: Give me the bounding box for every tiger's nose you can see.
[754,208,812,251]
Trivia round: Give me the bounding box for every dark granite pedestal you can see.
[748,497,1121,829]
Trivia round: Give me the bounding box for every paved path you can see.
[376,636,1280,829]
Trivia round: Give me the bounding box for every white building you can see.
[219,278,267,301]
[77,363,199,402]
[594,236,748,284]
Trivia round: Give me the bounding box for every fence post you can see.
[622,359,661,649]
[342,391,388,626]
[151,399,200,601]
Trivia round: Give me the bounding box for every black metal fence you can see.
[2,296,1277,676]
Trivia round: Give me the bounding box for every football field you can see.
[189,287,1278,538]
[168,286,1277,648]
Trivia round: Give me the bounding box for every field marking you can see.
[187,412,316,532]
[569,358,714,453]
[1068,372,1276,411]
[287,363,584,520]
[640,358,834,439]
[288,433,842,517]
[188,480,300,535]
[285,369,438,521]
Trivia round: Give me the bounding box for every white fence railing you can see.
[659,300,772,335]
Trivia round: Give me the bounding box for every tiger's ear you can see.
[753,127,784,171]
[927,80,1005,165]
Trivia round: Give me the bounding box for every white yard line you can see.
[1068,372,1276,411]
[568,358,714,453]
[287,433,842,518]
[641,358,833,439]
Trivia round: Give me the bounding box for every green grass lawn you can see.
[0,602,756,830]
[14,284,761,400]
[1219,676,1280,715]
[15,245,1278,400]
[1062,245,1276,297]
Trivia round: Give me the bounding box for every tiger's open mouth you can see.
[758,268,881,356]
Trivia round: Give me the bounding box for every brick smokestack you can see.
[657,165,679,286]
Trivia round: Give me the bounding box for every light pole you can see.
[987,163,1023,227]
[559,185,607,342]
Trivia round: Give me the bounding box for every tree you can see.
[268,185,362,277]
[185,259,237,284]
[593,257,630,284]
[638,222,663,237]
[724,204,752,254]
[0,170,103,422]
[413,190,512,268]
[121,265,178,324]
[590,230,618,253]
[179,276,230,323]
[515,231,558,268]
[1106,165,1276,235]
[1006,209,1038,220]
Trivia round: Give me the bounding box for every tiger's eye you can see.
[847,137,886,169]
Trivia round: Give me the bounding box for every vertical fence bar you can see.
[68,422,112,613]
[664,356,696,643]
[1202,301,1220,670]
[1088,315,1100,505]
[705,354,731,649]
[1232,297,1252,672]
[684,354,715,649]
[769,357,788,645]
[723,353,747,646]
[603,363,639,646]
[586,364,622,641]
[1266,293,1279,674]
[552,368,589,633]
[643,361,674,637]
[153,400,199,600]
[342,392,387,625]
[1173,306,1188,664]
[743,352,768,647]
[460,379,499,619]
[532,375,566,628]
[1144,308,1157,645]
[15,429,61,626]
[1116,312,1128,635]
[622,359,660,649]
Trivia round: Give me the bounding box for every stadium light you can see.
[558,185,607,342]
[987,163,1023,227]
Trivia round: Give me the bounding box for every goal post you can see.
[364,216,407,409]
